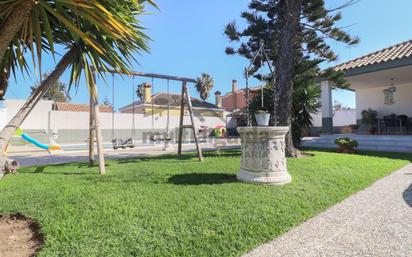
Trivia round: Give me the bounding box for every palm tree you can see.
[0,0,155,178]
[0,0,35,61]
[0,0,139,63]
[195,73,214,101]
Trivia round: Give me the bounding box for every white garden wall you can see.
[4,100,53,130]
[48,111,226,131]
[0,99,227,144]
[311,109,356,127]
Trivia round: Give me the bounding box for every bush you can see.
[334,137,359,149]
[361,108,378,127]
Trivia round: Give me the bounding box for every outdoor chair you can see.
[408,118,412,134]
[383,114,397,134]
[398,115,409,134]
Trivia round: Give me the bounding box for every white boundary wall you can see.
[49,111,226,131]
[311,108,356,127]
[0,99,226,131]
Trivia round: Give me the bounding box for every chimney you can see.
[232,80,238,110]
[232,80,238,92]
[143,82,152,103]
[214,91,222,108]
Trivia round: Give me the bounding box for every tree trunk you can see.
[93,98,106,175]
[273,0,303,158]
[0,47,78,177]
[0,0,36,61]
[89,94,95,165]
[91,71,106,175]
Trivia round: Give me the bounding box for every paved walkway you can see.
[7,141,240,167]
[245,164,412,257]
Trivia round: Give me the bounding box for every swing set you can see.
[108,70,204,161]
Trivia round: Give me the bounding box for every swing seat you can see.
[112,138,135,150]
[149,134,165,142]
[149,135,158,142]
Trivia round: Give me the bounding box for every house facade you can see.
[219,80,261,112]
[303,39,412,153]
[119,83,225,119]
[320,39,412,135]
[217,80,262,130]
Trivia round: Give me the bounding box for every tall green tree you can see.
[225,0,359,156]
[30,73,71,102]
[0,0,156,177]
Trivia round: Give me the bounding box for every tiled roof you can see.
[54,102,112,113]
[334,40,412,71]
[119,93,221,111]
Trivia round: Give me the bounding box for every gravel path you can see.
[244,164,412,257]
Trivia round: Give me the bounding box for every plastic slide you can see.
[15,128,62,151]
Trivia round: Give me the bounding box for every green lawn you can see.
[0,150,410,257]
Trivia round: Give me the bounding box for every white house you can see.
[304,39,412,153]
[320,39,412,135]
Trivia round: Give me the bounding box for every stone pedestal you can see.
[237,126,291,185]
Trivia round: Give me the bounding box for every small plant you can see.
[255,108,269,114]
[254,107,270,126]
[361,108,378,134]
[334,137,359,154]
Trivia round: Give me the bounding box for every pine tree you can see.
[225,0,359,157]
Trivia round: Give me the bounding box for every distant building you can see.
[219,80,261,112]
[119,83,224,118]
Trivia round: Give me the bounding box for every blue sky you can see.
[6,0,412,110]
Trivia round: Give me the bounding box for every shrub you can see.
[334,137,359,149]
[361,108,378,127]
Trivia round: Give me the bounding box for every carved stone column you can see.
[237,127,291,185]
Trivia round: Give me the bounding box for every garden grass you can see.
[0,150,410,256]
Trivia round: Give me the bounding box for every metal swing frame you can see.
[106,69,203,161]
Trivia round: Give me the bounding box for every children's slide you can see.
[15,128,62,151]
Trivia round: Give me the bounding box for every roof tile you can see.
[54,102,112,113]
[334,40,412,72]
[119,93,221,111]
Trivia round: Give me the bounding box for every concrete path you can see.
[7,141,240,167]
[245,164,412,257]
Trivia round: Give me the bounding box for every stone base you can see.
[237,126,292,186]
[237,169,292,185]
